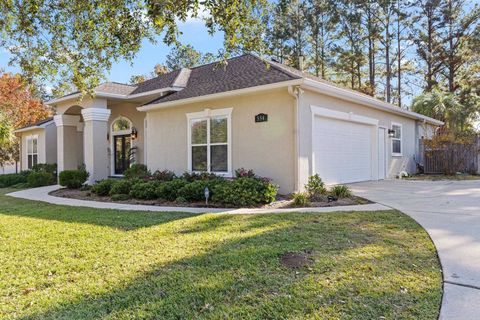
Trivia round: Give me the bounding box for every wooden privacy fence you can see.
[419,136,480,175]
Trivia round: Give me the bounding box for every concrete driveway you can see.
[350,179,480,320]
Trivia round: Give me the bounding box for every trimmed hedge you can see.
[88,168,278,207]
[155,179,188,201]
[129,181,158,200]
[109,179,134,196]
[27,172,55,188]
[91,179,117,196]
[0,171,30,188]
[59,169,89,189]
[212,177,278,207]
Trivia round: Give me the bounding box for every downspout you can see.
[288,85,303,192]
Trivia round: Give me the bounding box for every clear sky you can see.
[0,18,225,86]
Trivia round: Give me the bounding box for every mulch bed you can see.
[49,188,373,209]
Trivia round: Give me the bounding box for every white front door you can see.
[378,128,387,180]
[312,116,373,185]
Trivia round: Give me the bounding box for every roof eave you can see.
[302,79,444,126]
[46,87,183,106]
[136,79,304,112]
[14,120,54,133]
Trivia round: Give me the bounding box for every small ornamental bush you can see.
[292,192,310,207]
[178,180,209,202]
[156,179,188,201]
[235,168,256,178]
[124,164,150,180]
[330,185,352,198]
[59,169,89,189]
[305,174,326,200]
[27,172,54,188]
[181,171,218,182]
[91,179,117,196]
[31,163,57,176]
[0,171,30,188]
[129,181,158,200]
[212,177,278,207]
[109,179,134,196]
[152,170,176,182]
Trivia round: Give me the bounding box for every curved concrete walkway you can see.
[6,185,388,215]
[350,179,480,320]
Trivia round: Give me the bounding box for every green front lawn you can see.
[0,188,442,319]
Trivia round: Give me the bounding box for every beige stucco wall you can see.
[145,88,296,193]
[44,122,57,164]
[108,102,146,173]
[298,89,423,185]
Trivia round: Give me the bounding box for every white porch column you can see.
[54,115,81,173]
[81,108,111,184]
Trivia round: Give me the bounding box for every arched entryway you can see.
[110,116,133,175]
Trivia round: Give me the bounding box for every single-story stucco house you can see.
[15,54,442,193]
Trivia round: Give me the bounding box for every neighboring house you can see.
[14,54,442,193]
[14,117,57,170]
[0,163,17,174]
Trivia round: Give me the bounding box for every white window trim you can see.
[26,134,39,169]
[391,122,403,156]
[186,107,233,177]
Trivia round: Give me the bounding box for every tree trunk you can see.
[385,22,391,103]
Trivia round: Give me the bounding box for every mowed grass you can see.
[0,188,441,319]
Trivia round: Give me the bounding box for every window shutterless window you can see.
[391,123,402,156]
[187,108,232,176]
[27,135,38,169]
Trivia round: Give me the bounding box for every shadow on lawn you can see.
[17,212,442,320]
[0,192,201,231]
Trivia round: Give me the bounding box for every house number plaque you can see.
[255,113,268,123]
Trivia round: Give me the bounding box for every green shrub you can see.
[292,192,310,207]
[91,179,117,196]
[181,171,218,182]
[178,178,228,202]
[178,180,209,202]
[109,179,133,196]
[155,179,188,201]
[152,170,176,182]
[124,164,150,180]
[111,194,130,201]
[235,168,256,178]
[27,172,54,187]
[129,181,158,200]
[0,171,30,188]
[59,169,89,189]
[330,185,352,198]
[175,196,187,204]
[305,174,326,200]
[212,177,278,207]
[31,163,57,175]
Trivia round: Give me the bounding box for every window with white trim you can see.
[27,135,38,169]
[188,108,232,175]
[391,123,402,155]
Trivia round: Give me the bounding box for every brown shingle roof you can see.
[131,70,182,95]
[143,54,300,105]
[96,82,137,95]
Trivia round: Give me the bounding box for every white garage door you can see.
[313,115,373,184]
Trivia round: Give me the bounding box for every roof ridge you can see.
[248,54,302,80]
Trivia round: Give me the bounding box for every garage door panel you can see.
[313,116,373,185]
